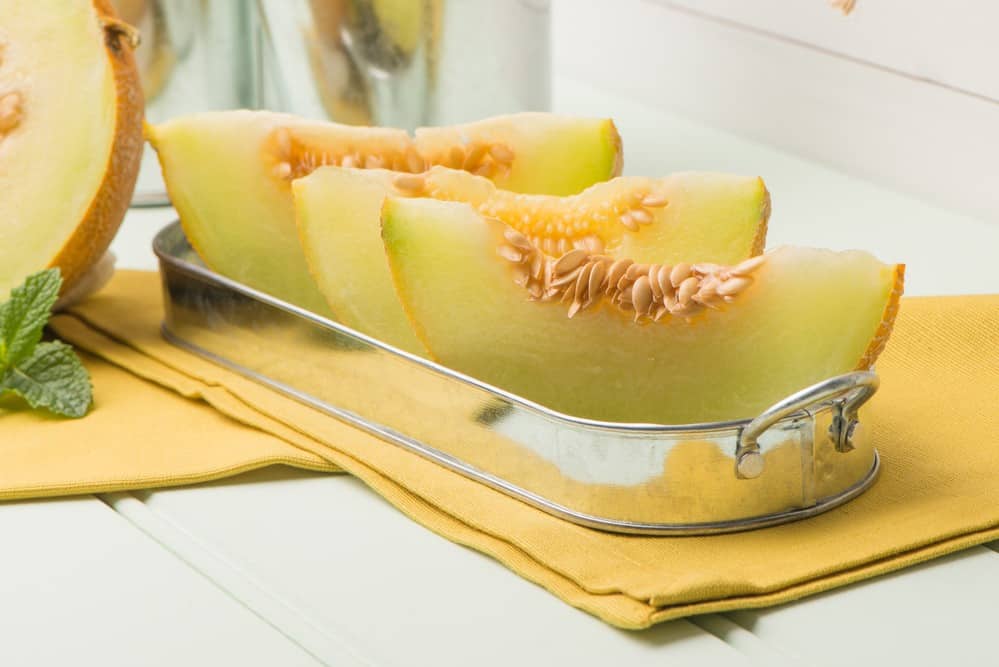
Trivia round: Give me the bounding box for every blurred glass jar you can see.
[255,0,551,129]
[111,0,255,206]
[115,0,551,205]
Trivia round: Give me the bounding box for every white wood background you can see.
[553,0,999,223]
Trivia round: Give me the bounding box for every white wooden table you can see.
[5,77,997,667]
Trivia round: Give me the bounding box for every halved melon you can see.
[294,165,769,353]
[148,111,620,314]
[381,197,904,424]
[0,0,143,297]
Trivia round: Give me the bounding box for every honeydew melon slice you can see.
[0,0,143,297]
[148,111,621,315]
[381,197,904,424]
[294,166,770,353]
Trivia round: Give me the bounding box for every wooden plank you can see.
[104,492,381,667]
[553,0,999,222]
[725,547,999,666]
[0,496,321,666]
[133,470,757,667]
[663,0,999,101]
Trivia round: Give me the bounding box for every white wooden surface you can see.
[0,496,324,666]
[553,0,999,223]
[77,77,999,666]
[664,0,999,100]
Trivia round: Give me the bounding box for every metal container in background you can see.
[112,0,256,206]
[254,0,551,129]
[119,0,551,205]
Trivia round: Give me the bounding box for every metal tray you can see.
[154,221,880,535]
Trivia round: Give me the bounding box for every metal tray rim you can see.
[161,322,880,536]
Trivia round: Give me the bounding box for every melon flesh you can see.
[294,166,769,353]
[382,198,904,425]
[0,0,143,297]
[149,111,621,315]
[414,113,621,196]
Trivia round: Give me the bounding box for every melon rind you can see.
[382,197,904,425]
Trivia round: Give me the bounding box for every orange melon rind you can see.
[856,264,905,370]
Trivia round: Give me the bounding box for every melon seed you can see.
[631,276,653,317]
[677,276,699,305]
[489,143,515,163]
[553,248,588,275]
[463,143,487,171]
[717,276,753,296]
[0,91,23,134]
[393,173,426,194]
[670,262,692,288]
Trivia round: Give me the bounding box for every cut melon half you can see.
[148,111,620,315]
[294,166,770,353]
[0,0,143,297]
[382,197,904,425]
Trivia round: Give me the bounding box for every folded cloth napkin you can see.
[12,270,999,629]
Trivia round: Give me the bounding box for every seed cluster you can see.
[425,141,515,180]
[392,173,669,252]
[476,188,667,240]
[270,126,515,183]
[499,227,766,322]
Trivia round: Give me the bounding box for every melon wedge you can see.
[148,111,620,315]
[0,0,143,297]
[294,165,770,353]
[381,197,904,425]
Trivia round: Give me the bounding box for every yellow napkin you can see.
[13,270,999,629]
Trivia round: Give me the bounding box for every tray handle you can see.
[735,371,880,479]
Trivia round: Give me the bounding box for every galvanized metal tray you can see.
[154,221,880,535]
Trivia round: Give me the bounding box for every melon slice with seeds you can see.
[294,166,770,353]
[148,111,620,315]
[381,197,904,424]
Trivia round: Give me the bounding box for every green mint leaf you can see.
[0,268,62,367]
[2,340,92,418]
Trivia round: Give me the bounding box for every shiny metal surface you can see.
[111,0,255,206]
[736,372,879,479]
[154,221,880,535]
[254,0,551,129]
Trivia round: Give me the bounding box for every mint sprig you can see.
[0,269,92,418]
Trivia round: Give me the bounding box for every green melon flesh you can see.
[294,167,422,350]
[382,198,904,425]
[148,110,621,315]
[294,166,770,354]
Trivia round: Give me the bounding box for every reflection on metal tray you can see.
[154,221,880,535]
